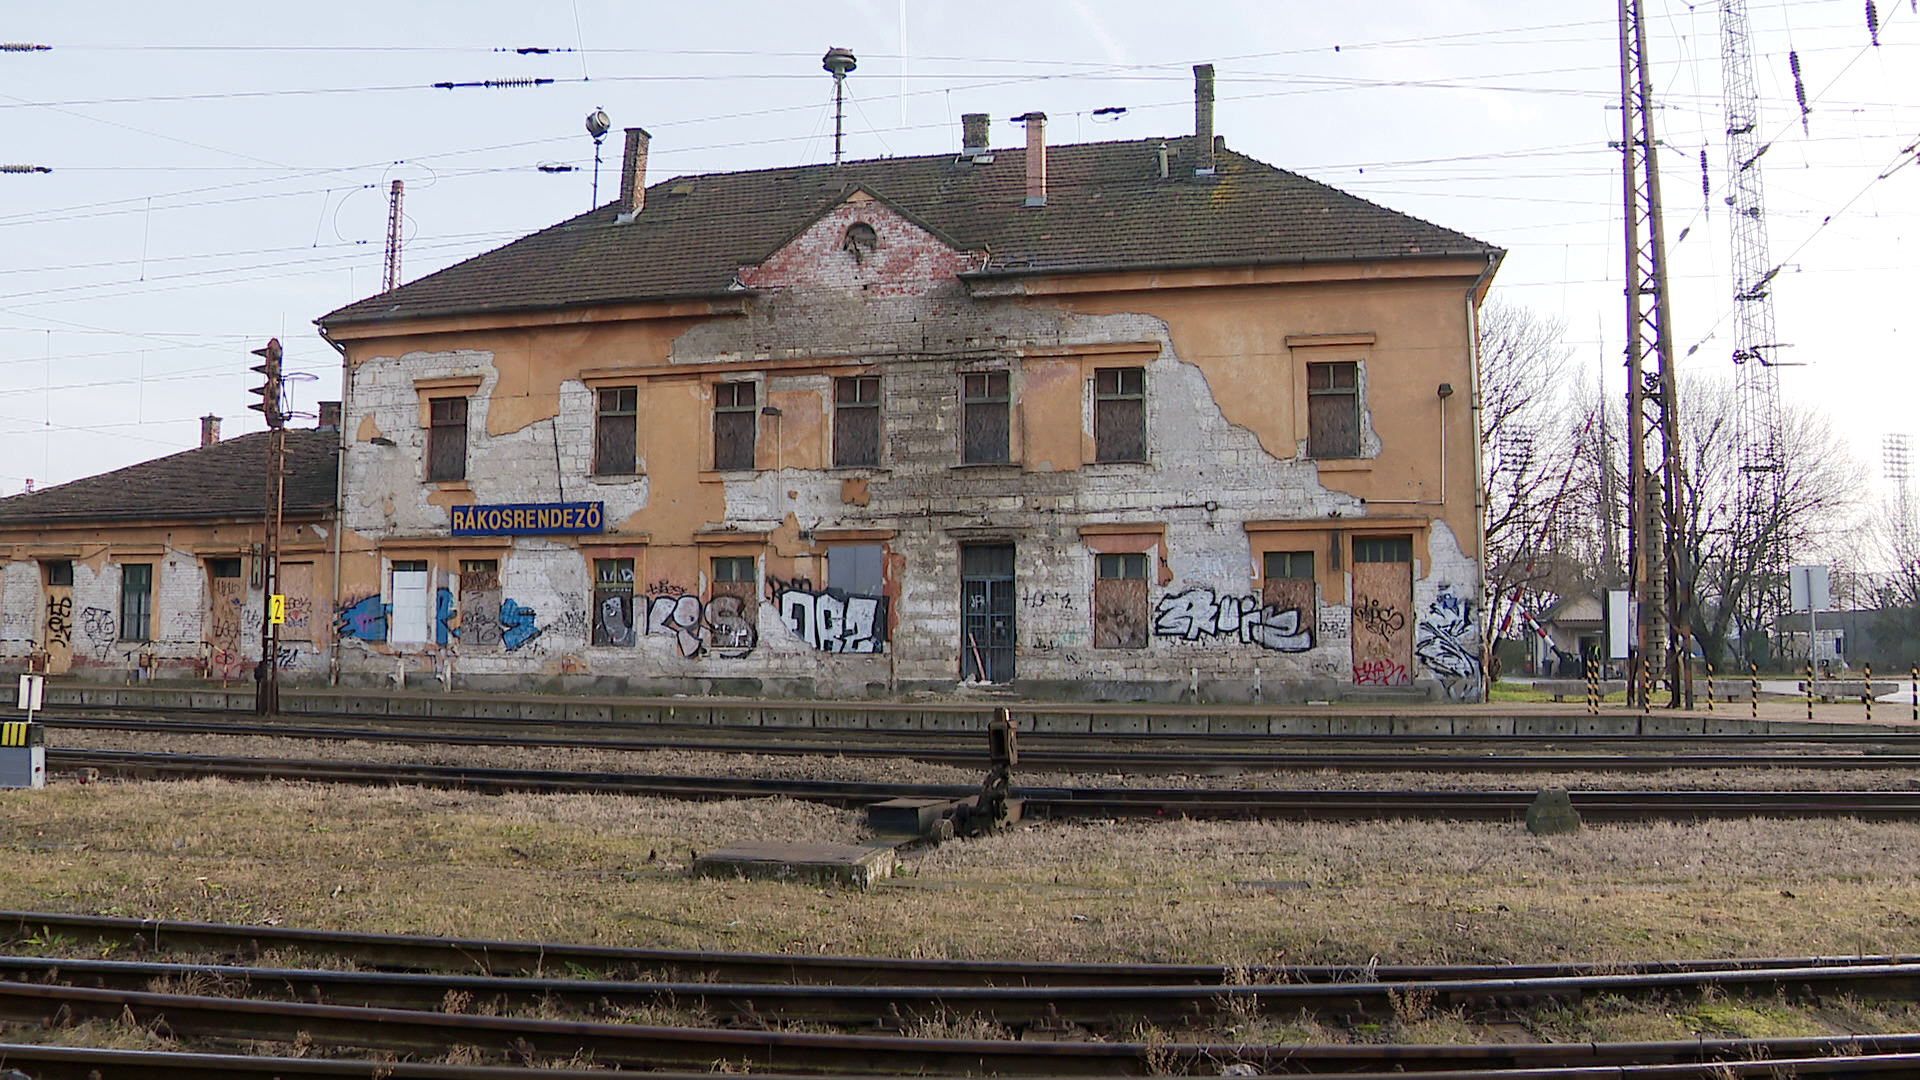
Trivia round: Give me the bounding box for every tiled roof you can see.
[0,430,338,525]
[321,135,1499,327]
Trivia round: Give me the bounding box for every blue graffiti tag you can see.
[336,595,389,641]
[500,599,543,651]
[436,587,457,645]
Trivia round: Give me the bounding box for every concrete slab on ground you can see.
[692,841,898,888]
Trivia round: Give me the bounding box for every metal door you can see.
[1351,535,1413,686]
[961,544,1016,683]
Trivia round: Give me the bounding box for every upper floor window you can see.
[713,382,757,471]
[207,557,243,580]
[594,386,638,476]
[1306,362,1360,459]
[1094,367,1146,462]
[834,376,881,468]
[427,397,469,481]
[119,563,153,642]
[43,560,72,587]
[962,371,1010,465]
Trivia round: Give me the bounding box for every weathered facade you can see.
[318,73,1501,701]
[0,424,340,682]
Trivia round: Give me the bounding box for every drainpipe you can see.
[319,325,350,687]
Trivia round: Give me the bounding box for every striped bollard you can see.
[1749,661,1759,720]
[1706,662,1715,713]
[1865,663,1873,723]
[1586,656,1598,715]
[1807,659,1815,722]
[1641,659,1651,715]
[1912,663,1917,724]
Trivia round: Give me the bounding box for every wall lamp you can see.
[1437,383,1454,399]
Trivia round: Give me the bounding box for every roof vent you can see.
[1194,64,1217,177]
[960,112,992,161]
[614,127,651,223]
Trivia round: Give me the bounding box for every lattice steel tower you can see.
[1721,0,1786,659]
[1620,0,1694,706]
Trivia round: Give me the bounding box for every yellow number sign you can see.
[270,594,287,625]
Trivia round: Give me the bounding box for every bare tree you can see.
[1669,379,1860,666]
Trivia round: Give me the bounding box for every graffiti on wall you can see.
[1152,589,1313,652]
[1414,588,1482,692]
[336,591,544,652]
[635,587,758,658]
[1352,597,1407,641]
[80,607,117,659]
[499,599,543,650]
[44,594,72,651]
[770,578,888,654]
[337,595,389,641]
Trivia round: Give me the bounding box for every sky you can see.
[1,0,1914,503]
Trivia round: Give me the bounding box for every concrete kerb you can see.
[1091,713,1149,736]
[1148,714,1209,735]
[1390,716,1453,736]
[1027,711,1091,734]
[562,702,613,724]
[1452,715,1516,736]
[759,706,816,728]
[430,697,477,719]
[1208,714,1268,735]
[1270,715,1332,735]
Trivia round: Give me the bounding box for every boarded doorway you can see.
[960,544,1016,683]
[1351,535,1413,686]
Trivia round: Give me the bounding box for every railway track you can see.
[46,747,1920,820]
[42,713,1920,774]
[10,913,1920,1075]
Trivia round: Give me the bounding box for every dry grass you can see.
[8,774,1920,1049]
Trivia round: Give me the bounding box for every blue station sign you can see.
[451,501,605,536]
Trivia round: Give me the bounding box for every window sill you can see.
[699,468,761,481]
[1309,458,1372,473]
[587,473,645,485]
[950,462,1020,475]
[1083,459,1150,470]
[827,465,889,476]
[428,480,473,491]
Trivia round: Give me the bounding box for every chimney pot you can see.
[961,112,991,157]
[1020,112,1047,207]
[200,415,221,447]
[1193,64,1217,176]
[317,401,342,431]
[615,127,651,222]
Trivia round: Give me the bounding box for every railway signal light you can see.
[248,338,284,429]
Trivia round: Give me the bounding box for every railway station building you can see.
[315,68,1502,702]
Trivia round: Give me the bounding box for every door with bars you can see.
[960,544,1016,683]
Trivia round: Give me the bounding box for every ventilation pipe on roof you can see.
[1017,112,1047,207]
[1194,64,1216,176]
[200,415,220,447]
[961,112,991,159]
[615,127,651,223]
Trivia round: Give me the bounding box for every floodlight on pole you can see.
[586,108,611,208]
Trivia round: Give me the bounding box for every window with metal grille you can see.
[713,382,757,471]
[208,558,243,579]
[833,376,881,467]
[709,556,758,645]
[43,561,72,587]
[593,558,635,647]
[1093,552,1148,649]
[389,560,430,645]
[427,397,468,481]
[1353,536,1413,563]
[119,564,152,642]
[1094,367,1146,462]
[1306,362,1360,459]
[1262,550,1316,619]
[594,386,637,476]
[962,371,1010,464]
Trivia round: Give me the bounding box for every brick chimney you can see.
[317,401,342,430]
[961,112,991,157]
[1194,64,1216,176]
[615,127,651,223]
[200,415,221,447]
[1019,112,1047,207]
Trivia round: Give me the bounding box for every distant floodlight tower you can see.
[586,108,611,208]
[382,180,404,294]
[1886,433,1912,551]
[822,47,858,165]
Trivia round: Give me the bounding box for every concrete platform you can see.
[692,841,898,888]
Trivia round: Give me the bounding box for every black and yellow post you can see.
[1641,658,1651,717]
[1586,656,1599,715]
[1865,663,1873,724]
[1912,663,1917,724]
[1705,662,1715,713]
[1806,659,1815,722]
[1750,662,1759,720]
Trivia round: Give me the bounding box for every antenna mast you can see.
[823,47,858,165]
[1619,0,1694,707]
[383,180,404,294]
[1721,0,1788,663]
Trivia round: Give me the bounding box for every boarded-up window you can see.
[279,562,315,644]
[1306,362,1360,459]
[1094,367,1146,462]
[427,397,468,481]
[962,371,1010,464]
[1262,550,1316,623]
[119,563,152,642]
[390,560,430,644]
[708,556,758,652]
[828,544,885,596]
[208,558,242,579]
[713,382,757,471]
[593,558,636,647]
[1093,552,1149,649]
[833,376,881,467]
[594,387,637,476]
[43,560,72,587]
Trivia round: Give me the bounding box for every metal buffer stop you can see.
[868,707,1025,840]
